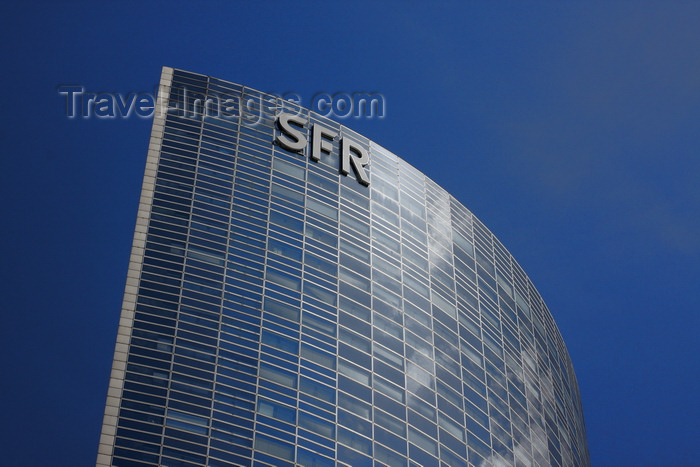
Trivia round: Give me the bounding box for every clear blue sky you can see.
[1,2,698,466]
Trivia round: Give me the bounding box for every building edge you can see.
[96,66,174,466]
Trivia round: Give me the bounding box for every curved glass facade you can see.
[97,67,590,467]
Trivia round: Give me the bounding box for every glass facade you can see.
[97,67,590,467]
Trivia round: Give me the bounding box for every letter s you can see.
[275,113,308,152]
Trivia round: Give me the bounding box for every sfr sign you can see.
[275,113,370,187]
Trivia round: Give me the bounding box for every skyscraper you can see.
[97,67,589,467]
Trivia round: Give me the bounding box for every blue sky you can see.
[1,2,698,466]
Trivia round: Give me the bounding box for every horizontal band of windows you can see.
[261,317,299,342]
[261,347,299,372]
[271,177,304,197]
[340,218,371,241]
[150,202,190,221]
[231,201,268,222]
[234,154,270,175]
[164,426,209,452]
[225,262,264,284]
[112,447,160,465]
[306,177,339,198]
[206,78,244,95]
[305,174,337,199]
[299,356,336,384]
[267,236,303,263]
[218,358,257,383]
[217,298,258,329]
[163,143,204,165]
[128,344,172,364]
[299,369,335,399]
[219,318,260,343]
[300,315,335,340]
[126,346,173,370]
[167,386,212,410]
[158,143,199,164]
[265,250,302,272]
[200,131,237,150]
[160,137,201,155]
[217,362,259,387]
[234,179,271,201]
[202,112,240,131]
[236,127,275,150]
[169,73,208,90]
[254,430,297,459]
[180,280,222,302]
[306,212,337,235]
[155,159,196,180]
[233,185,270,209]
[233,196,270,218]
[132,311,177,335]
[195,172,234,191]
[118,403,165,427]
[120,390,166,411]
[153,182,194,203]
[303,256,337,282]
[197,153,235,174]
[160,444,207,466]
[338,265,369,292]
[236,134,273,156]
[198,146,235,165]
[115,429,162,453]
[301,271,337,297]
[209,442,254,464]
[139,265,181,288]
[156,169,194,187]
[298,385,336,413]
[228,231,266,253]
[201,127,238,147]
[163,112,202,132]
[192,187,231,208]
[120,399,165,425]
[143,242,186,262]
[187,208,228,229]
[182,250,224,271]
[372,442,410,467]
[298,435,335,461]
[165,391,211,422]
[116,417,165,440]
[174,347,216,370]
[146,225,189,246]
[167,382,214,408]
[121,385,169,410]
[174,333,217,356]
[267,224,301,246]
[218,318,260,348]
[216,364,255,392]
[125,367,169,390]
[165,404,210,429]
[138,277,182,298]
[162,129,200,147]
[189,219,229,241]
[151,197,191,217]
[221,283,263,306]
[179,286,220,305]
[205,409,255,437]
[235,154,272,176]
[338,408,372,440]
[223,270,264,294]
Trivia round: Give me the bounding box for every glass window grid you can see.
[109,70,589,467]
